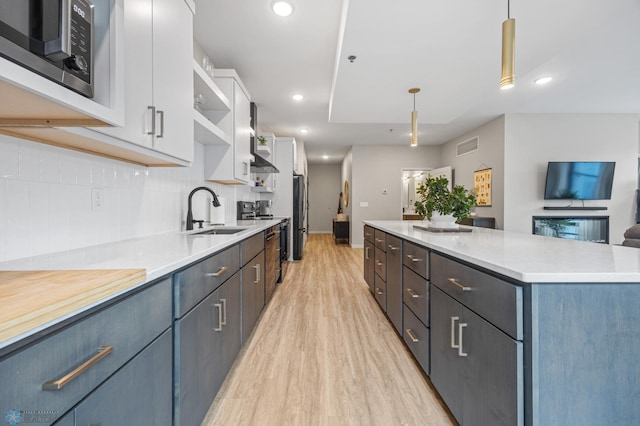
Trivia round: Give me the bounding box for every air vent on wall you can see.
[457,136,479,156]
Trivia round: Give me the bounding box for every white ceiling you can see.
[194,0,640,164]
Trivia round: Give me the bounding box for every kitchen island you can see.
[0,220,281,426]
[364,220,640,426]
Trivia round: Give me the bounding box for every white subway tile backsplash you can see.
[40,149,60,184]
[0,138,20,179]
[19,143,41,181]
[0,179,7,260]
[0,137,244,262]
[5,179,31,260]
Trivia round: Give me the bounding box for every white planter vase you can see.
[430,213,459,230]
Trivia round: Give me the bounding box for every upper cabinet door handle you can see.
[147,106,156,135]
[156,110,165,138]
[388,244,399,251]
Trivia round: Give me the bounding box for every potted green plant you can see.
[414,175,476,228]
[257,135,267,146]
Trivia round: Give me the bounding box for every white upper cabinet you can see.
[92,0,194,163]
[0,0,124,126]
[204,71,252,185]
[0,0,194,167]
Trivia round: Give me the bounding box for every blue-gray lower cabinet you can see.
[364,239,375,293]
[385,235,403,335]
[430,285,523,426]
[0,278,171,425]
[174,272,241,426]
[241,251,265,345]
[57,329,172,425]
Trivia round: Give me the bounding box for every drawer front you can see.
[241,232,265,267]
[403,305,430,374]
[374,229,387,251]
[374,247,386,281]
[403,240,428,279]
[430,252,523,340]
[403,266,429,326]
[374,273,386,311]
[174,244,240,318]
[364,225,375,243]
[73,329,172,426]
[0,278,171,420]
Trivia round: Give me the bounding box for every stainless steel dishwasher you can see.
[265,224,280,302]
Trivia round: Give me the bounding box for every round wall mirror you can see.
[344,180,349,207]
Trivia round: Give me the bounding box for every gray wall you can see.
[440,116,506,229]
[308,164,342,233]
[504,114,639,244]
[351,145,441,247]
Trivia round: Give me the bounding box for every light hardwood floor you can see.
[201,234,455,426]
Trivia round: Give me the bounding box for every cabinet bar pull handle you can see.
[213,303,223,331]
[406,288,419,298]
[376,261,383,266]
[375,238,383,242]
[42,346,113,390]
[458,322,468,357]
[156,110,165,138]
[406,329,419,343]
[448,278,471,291]
[376,287,384,295]
[450,316,459,349]
[254,264,260,283]
[388,244,399,251]
[365,247,370,259]
[220,298,227,326]
[147,106,156,135]
[406,254,422,263]
[205,266,228,277]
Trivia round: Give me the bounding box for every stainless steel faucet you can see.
[186,187,221,231]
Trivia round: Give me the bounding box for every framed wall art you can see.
[474,168,492,207]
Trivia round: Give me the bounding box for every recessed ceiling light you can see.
[300,129,309,134]
[534,76,553,85]
[322,154,329,160]
[272,1,294,17]
[291,94,304,101]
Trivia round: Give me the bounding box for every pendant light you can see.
[500,0,515,90]
[409,88,420,147]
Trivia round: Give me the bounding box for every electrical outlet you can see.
[92,188,105,211]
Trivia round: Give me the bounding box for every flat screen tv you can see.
[544,162,615,200]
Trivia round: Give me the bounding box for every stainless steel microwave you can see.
[0,0,94,98]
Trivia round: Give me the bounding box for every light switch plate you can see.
[360,201,369,207]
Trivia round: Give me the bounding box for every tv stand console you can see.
[543,206,607,211]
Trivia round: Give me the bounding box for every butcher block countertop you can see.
[0,220,280,355]
[0,269,146,344]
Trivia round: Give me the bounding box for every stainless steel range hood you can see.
[249,102,279,173]
[251,153,279,173]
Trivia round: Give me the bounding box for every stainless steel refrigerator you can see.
[293,174,305,260]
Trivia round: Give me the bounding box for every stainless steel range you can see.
[237,201,256,220]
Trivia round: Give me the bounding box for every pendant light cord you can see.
[507,0,510,19]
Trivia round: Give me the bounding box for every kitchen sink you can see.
[192,227,249,235]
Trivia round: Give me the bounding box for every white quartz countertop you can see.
[0,220,280,351]
[0,220,280,279]
[365,220,640,283]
